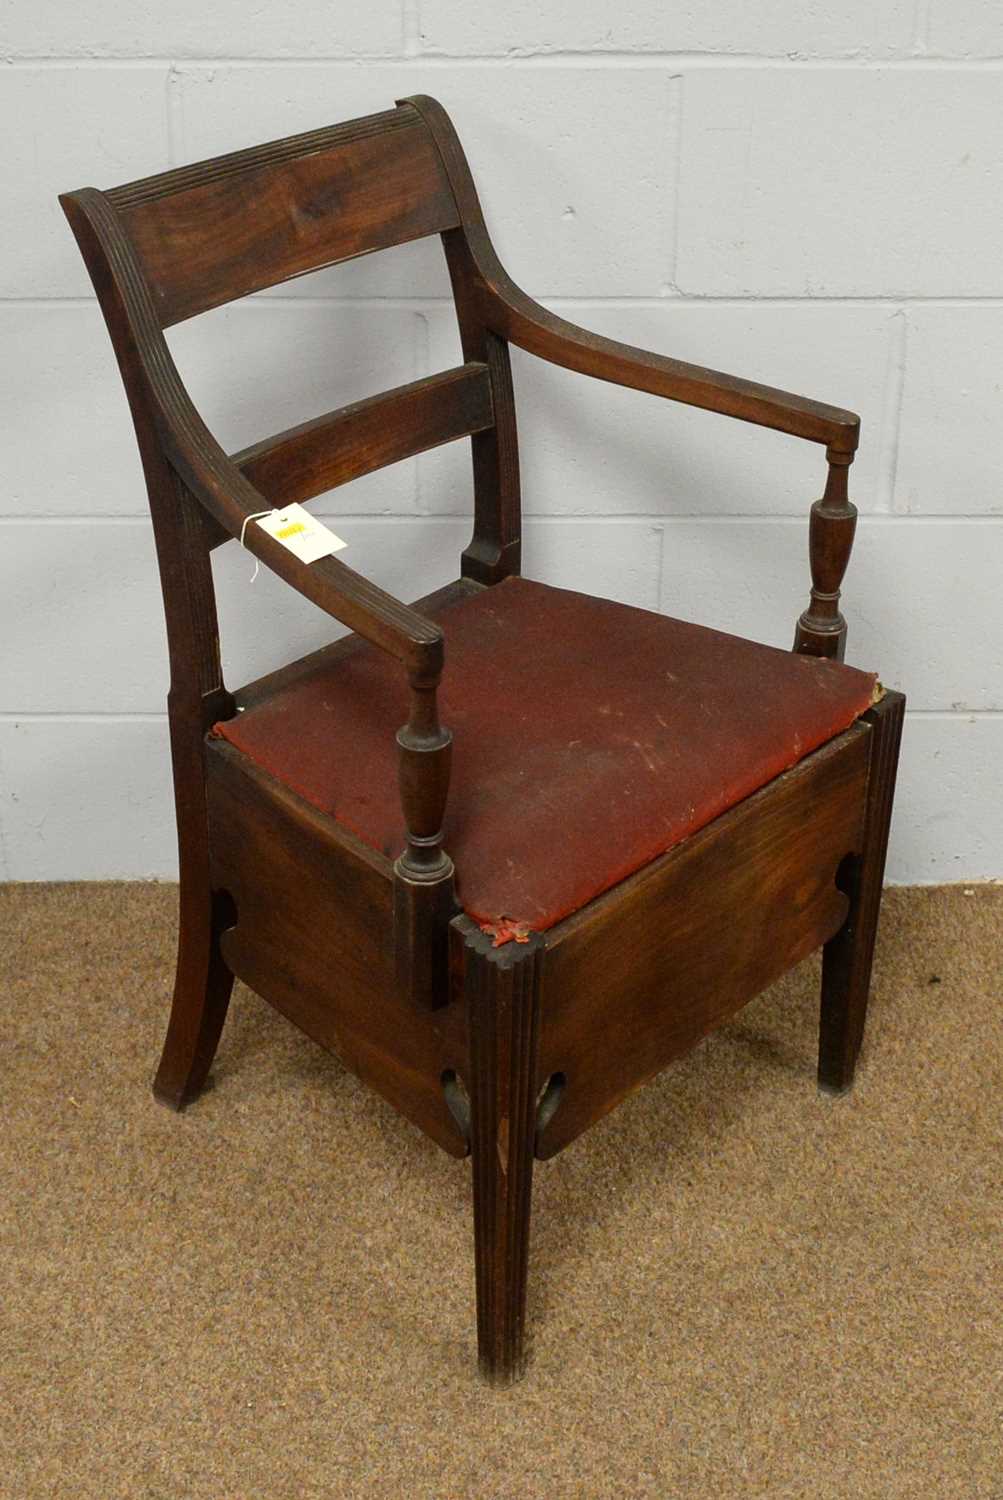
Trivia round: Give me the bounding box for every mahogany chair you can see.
[61,96,904,1386]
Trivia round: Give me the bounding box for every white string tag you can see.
[239,509,272,582]
[240,504,348,580]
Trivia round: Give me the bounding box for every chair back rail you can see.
[231,363,494,520]
[107,106,460,327]
[59,99,518,653]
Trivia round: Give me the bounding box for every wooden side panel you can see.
[535,725,871,1158]
[205,738,469,1155]
[111,109,459,326]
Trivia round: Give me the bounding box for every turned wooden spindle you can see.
[396,672,453,878]
[794,447,859,662]
[393,666,456,1009]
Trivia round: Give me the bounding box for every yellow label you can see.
[275,521,306,540]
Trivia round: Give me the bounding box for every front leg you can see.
[461,921,543,1385]
[819,690,905,1092]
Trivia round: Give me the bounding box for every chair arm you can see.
[169,429,455,879]
[401,94,858,453]
[489,279,861,656]
[481,278,859,452]
[166,433,444,680]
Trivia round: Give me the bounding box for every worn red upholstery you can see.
[215,577,877,936]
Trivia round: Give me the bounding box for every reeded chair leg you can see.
[153,884,234,1111]
[819,690,905,1094]
[463,924,543,1386]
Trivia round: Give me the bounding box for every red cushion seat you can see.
[214,577,877,938]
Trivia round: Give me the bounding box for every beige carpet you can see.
[1,883,1000,1499]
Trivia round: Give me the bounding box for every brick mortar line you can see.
[6,55,1003,68]
[402,0,420,56]
[876,309,908,514]
[911,0,933,55]
[664,73,684,296]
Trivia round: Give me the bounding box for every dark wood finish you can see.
[62,96,905,1386]
[794,451,860,661]
[396,673,453,880]
[459,920,544,1386]
[110,107,459,327]
[393,663,457,1009]
[535,724,870,1158]
[442,249,523,583]
[819,690,906,1093]
[394,865,459,1012]
[232,363,494,517]
[206,738,469,1156]
[152,880,235,1110]
[59,185,446,678]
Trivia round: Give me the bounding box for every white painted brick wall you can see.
[1,4,1001,884]
[676,69,1003,298]
[417,2,916,58]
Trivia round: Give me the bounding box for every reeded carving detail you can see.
[463,923,543,1385]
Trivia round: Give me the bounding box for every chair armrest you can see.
[166,431,443,679]
[401,93,858,454]
[481,278,859,452]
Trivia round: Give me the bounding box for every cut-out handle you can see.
[535,1072,566,1143]
[441,1069,471,1146]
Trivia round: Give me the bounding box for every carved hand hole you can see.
[535,1072,567,1141]
[441,1068,471,1145]
[212,887,238,935]
[834,851,862,900]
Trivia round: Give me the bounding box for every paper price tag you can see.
[255,503,347,565]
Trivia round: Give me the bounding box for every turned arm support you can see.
[793,448,859,662]
[395,668,454,881]
[485,277,864,660]
[487,288,863,661]
[393,667,457,1011]
[474,270,864,662]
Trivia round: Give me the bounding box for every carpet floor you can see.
[1,883,1000,1499]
